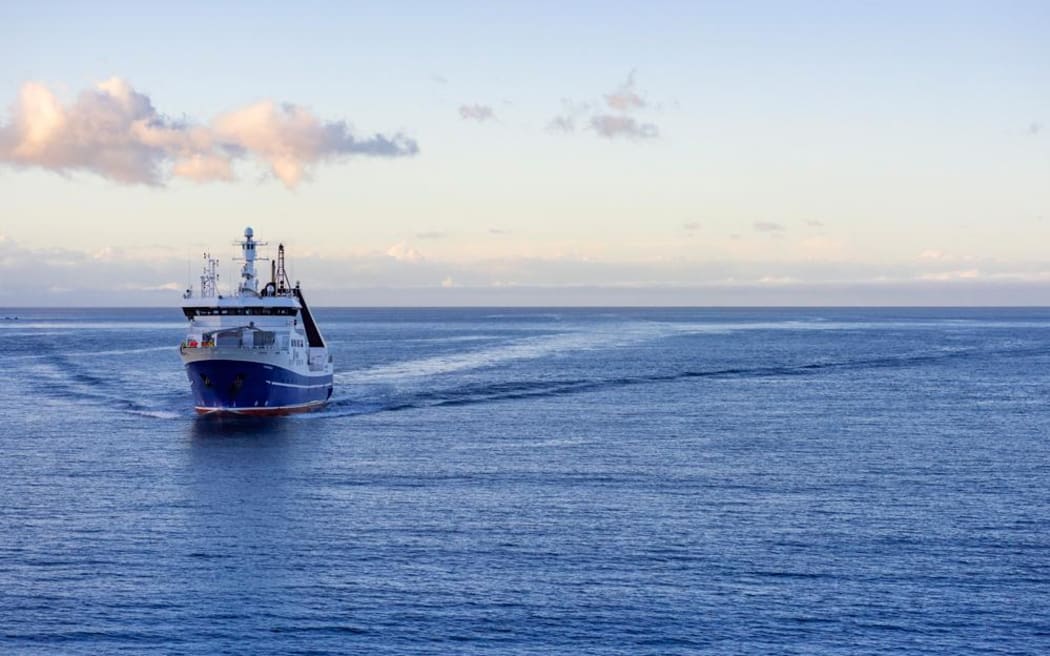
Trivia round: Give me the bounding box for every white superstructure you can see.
[179,227,333,415]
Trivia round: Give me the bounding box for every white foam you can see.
[129,409,184,419]
[336,323,669,383]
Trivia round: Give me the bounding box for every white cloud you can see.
[0,78,419,188]
[916,250,977,264]
[121,281,183,291]
[920,269,981,281]
[9,232,1050,305]
[386,242,425,262]
[171,153,234,182]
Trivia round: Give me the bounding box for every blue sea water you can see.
[1,307,1049,655]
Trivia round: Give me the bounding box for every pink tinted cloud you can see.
[604,71,646,111]
[0,78,418,187]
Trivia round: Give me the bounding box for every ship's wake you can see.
[20,329,1050,422]
[28,348,194,418]
[305,342,1049,419]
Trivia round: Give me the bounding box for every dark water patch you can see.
[188,415,296,438]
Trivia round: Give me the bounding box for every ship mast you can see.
[235,226,268,296]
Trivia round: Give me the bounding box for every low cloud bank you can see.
[6,236,1050,306]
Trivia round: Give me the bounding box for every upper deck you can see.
[182,227,303,321]
[179,227,327,349]
[182,297,300,320]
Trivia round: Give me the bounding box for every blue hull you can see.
[185,359,333,415]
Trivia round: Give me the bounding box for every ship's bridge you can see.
[182,305,299,319]
[182,293,301,319]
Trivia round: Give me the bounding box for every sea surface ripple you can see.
[2,307,1049,654]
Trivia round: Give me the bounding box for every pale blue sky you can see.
[1,1,1048,304]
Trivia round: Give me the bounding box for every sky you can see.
[1,1,1048,305]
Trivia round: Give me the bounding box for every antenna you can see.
[185,252,192,298]
[275,243,291,293]
[199,252,220,298]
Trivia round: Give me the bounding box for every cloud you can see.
[0,78,418,188]
[458,104,495,122]
[916,250,980,266]
[682,221,701,231]
[1028,122,1042,135]
[385,242,425,262]
[546,100,592,134]
[415,231,446,240]
[122,281,183,292]
[753,221,785,233]
[9,233,1050,306]
[920,269,981,281]
[0,235,190,302]
[172,153,235,182]
[547,74,660,140]
[212,101,418,186]
[546,114,576,133]
[0,78,175,184]
[806,220,824,227]
[604,71,646,112]
[590,114,658,140]
[489,228,511,235]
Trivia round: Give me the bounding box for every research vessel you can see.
[179,227,333,415]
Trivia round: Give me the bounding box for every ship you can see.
[179,227,334,415]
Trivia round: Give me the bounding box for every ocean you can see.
[2,307,1049,654]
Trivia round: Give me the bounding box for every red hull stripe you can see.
[194,400,327,416]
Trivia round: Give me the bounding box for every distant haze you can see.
[1,2,1048,305]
